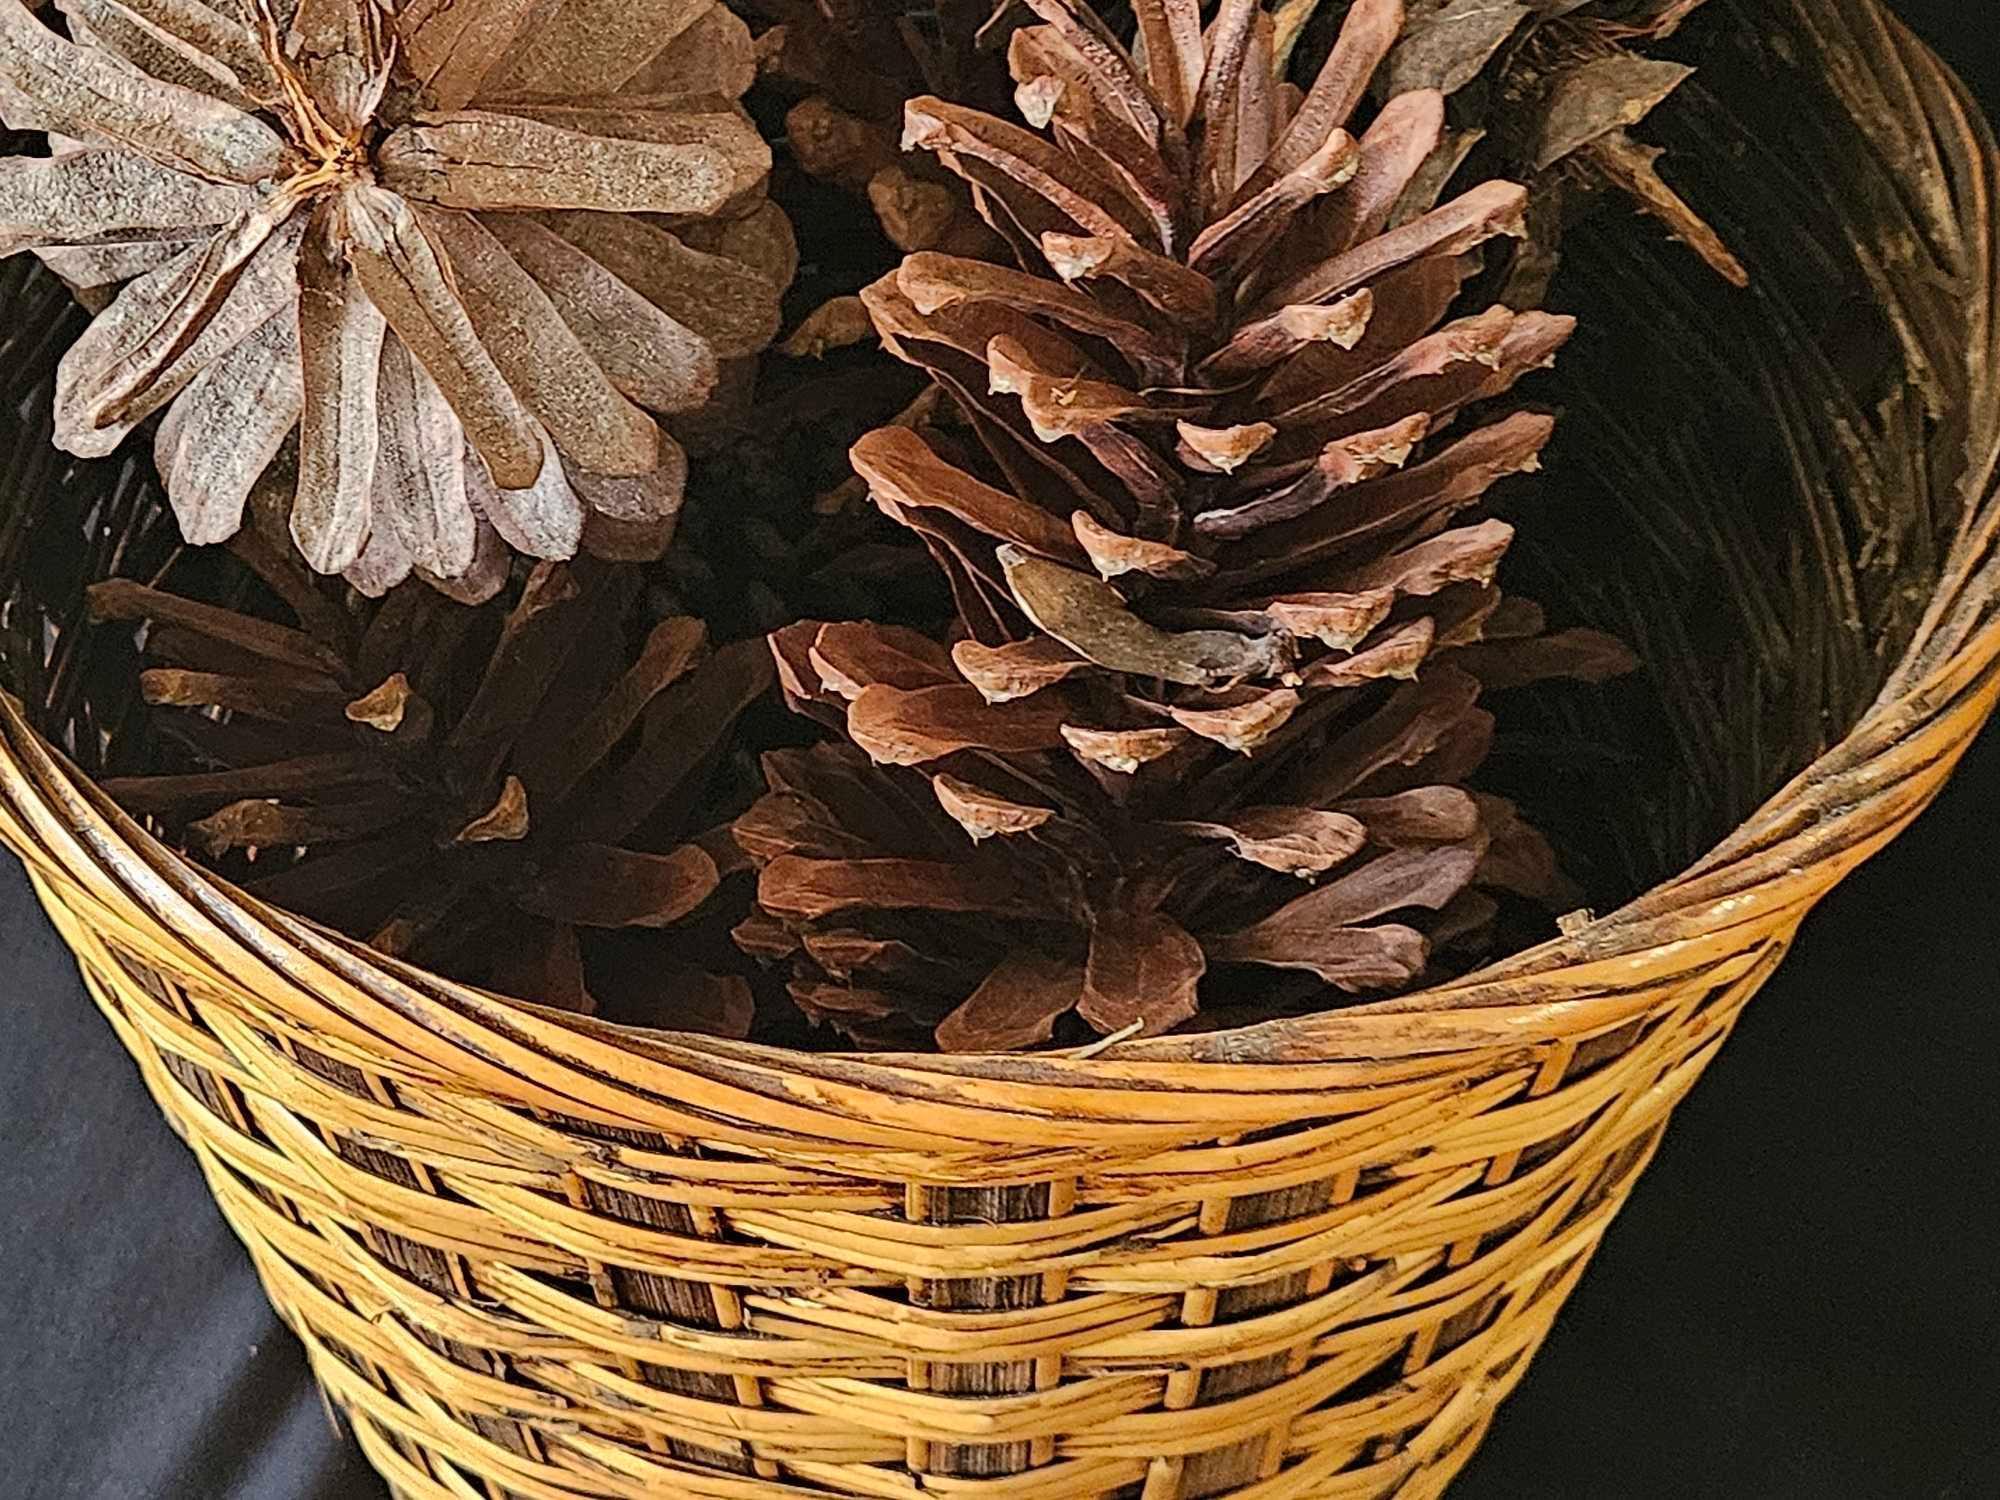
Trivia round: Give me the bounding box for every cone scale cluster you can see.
[0,0,1662,1052]
[737,0,1634,1051]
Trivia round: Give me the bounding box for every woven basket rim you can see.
[3,0,1998,1096]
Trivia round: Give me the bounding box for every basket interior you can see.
[1486,13,1987,901]
[0,5,1986,923]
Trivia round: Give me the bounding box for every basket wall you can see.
[3,2,1998,1497]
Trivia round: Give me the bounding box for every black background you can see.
[3,4,1995,1496]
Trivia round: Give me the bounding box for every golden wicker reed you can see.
[3,1,1998,1496]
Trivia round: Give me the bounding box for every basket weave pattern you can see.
[4,2,1998,1496]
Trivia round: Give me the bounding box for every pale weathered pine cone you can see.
[0,0,793,597]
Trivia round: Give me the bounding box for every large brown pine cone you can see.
[732,1,1636,1054]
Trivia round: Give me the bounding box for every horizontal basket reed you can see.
[2,1,1997,1495]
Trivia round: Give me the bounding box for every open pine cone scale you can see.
[0,0,788,595]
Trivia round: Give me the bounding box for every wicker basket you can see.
[3,1,1996,1495]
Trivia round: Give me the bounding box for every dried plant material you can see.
[139,664,351,721]
[1430,0,1743,281]
[54,0,268,110]
[1201,291,1373,382]
[752,0,992,254]
[849,681,1067,765]
[0,0,283,181]
[758,853,1017,922]
[456,774,532,843]
[1305,618,1435,687]
[739,605,1600,1048]
[1072,510,1213,582]
[902,94,1155,244]
[0,148,253,255]
[341,184,544,489]
[787,94,896,189]
[1208,916,1428,989]
[934,952,1083,1054]
[932,773,1054,840]
[101,558,771,1026]
[1176,420,1276,474]
[1383,0,1531,98]
[87,576,344,677]
[54,208,303,458]
[569,441,684,535]
[1340,787,1482,847]
[1344,519,1515,596]
[779,295,875,359]
[1188,129,1362,280]
[1533,55,1695,171]
[34,236,200,298]
[1474,793,1561,901]
[810,620,956,698]
[1360,0,1736,274]
[397,0,542,112]
[1445,626,1642,690]
[1,0,788,589]
[421,208,659,478]
[373,336,477,577]
[292,235,385,573]
[985,339,1155,441]
[519,842,721,928]
[738,0,1639,1050]
[154,309,301,545]
[852,425,1085,564]
[1078,911,1204,1037]
[345,672,422,733]
[481,213,718,415]
[951,636,1089,702]
[469,429,584,560]
[1210,839,1485,985]
[1263,591,1398,650]
[376,107,765,217]
[1581,127,1750,289]
[1261,178,1530,310]
[1041,231,1217,322]
[1260,0,1400,184]
[743,715,1462,1050]
[478,0,713,98]
[1631,0,1712,36]
[868,162,972,253]
[537,210,783,360]
[1060,723,1189,774]
[1168,808,1367,877]
[1000,547,1289,686]
[1168,687,1303,753]
[186,795,411,858]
